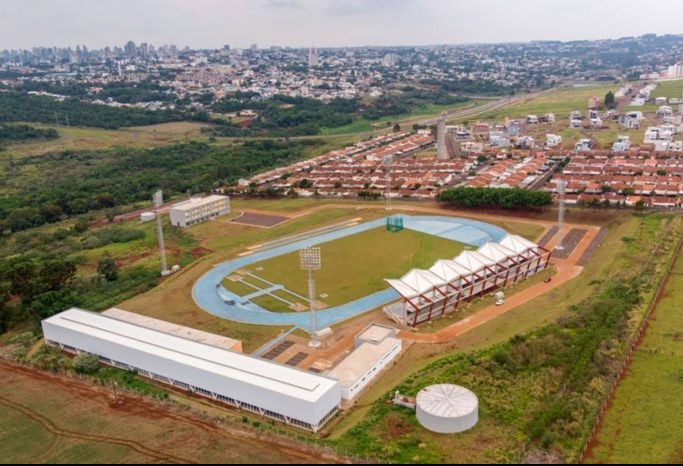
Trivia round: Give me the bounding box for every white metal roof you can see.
[477,242,516,263]
[169,195,228,212]
[327,337,401,388]
[416,384,478,418]
[45,308,337,403]
[102,308,241,352]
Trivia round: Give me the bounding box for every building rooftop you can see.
[102,308,242,352]
[327,337,401,388]
[45,308,337,403]
[356,323,396,344]
[169,194,228,212]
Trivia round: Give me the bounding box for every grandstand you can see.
[384,235,551,326]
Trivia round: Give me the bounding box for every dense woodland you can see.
[0,139,320,234]
[0,92,207,129]
[438,187,553,209]
[0,124,58,149]
[206,89,468,137]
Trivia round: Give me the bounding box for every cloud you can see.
[325,0,412,16]
[263,0,303,8]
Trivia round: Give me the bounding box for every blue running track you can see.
[192,215,507,332]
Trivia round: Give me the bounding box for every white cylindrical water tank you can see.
[416,384,478,434]
[140,212,156,222]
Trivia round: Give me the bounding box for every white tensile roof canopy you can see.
[477,242,516,263]
[499,234,539,255]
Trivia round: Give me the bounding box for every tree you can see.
[604,91,616,109]
[97,255,119,282]
[73,352,101,374]
[393,123,401,132]
[634,199,647,214]
[74,218,89,234]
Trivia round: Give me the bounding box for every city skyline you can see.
[2,0,683,50]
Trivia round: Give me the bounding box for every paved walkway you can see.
[192,215,508,332]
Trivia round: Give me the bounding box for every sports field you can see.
[235,227,467,310]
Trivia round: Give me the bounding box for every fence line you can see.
[578,227,683,464]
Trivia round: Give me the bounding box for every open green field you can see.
[652,79,683,99]
[248,227,467,308]
[585,243,683,464]
[320,100,484,136]
[459,84,618,122]
[2,121,209,158]
[0,363,320,463]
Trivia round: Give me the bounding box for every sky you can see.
[1,0,682,50]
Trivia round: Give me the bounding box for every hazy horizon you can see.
[1,0,683,50]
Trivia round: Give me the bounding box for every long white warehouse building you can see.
[42,308,340,432]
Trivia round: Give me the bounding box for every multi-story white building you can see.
[169,195,230,228]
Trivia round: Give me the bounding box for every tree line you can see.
[438,187,553,209]
[0,139,321,234]
[0,124,58,149]
[0,92,207,129]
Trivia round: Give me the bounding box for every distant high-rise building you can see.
[139,42,148,58]
[308,47,318,67]
[223,44,230,51]
[382,53,396,67]
[251,43,258,51]
[124,41,136,58]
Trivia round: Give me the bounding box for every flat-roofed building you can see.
[328,324,402,401]
[43,308,340,432]
[169,195,230,228]
[102,308,242,352]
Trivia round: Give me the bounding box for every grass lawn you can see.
[250,227,466,308]
[0,364,313,463]
[320,100,482,136]
[461,84,618,123]
[652,79,683,99]
[585,244,683,464]
[3,121,209,158]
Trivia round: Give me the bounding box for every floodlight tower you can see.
[383,155,393,211]
[299,246,322,348]
[153,190,170,276]
[555,180,566,251]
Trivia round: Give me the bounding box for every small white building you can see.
[575,139,593,152]
[612,135,631,153]
[526,115,539,124]
[545,113,556,123]
[569,119,583,129]
[546,134,562,148]
[169,195,230,228]
[327,324,402,401]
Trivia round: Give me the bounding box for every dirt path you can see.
[0,361,347,464]
[0,395,195,464]
[399,224,600,343]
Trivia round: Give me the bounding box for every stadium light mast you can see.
[383,155,393,211]
[299,246,322,348]
[153,190,170,276]
[555,180,566,251]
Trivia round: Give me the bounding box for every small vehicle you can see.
[543,277,552,283]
